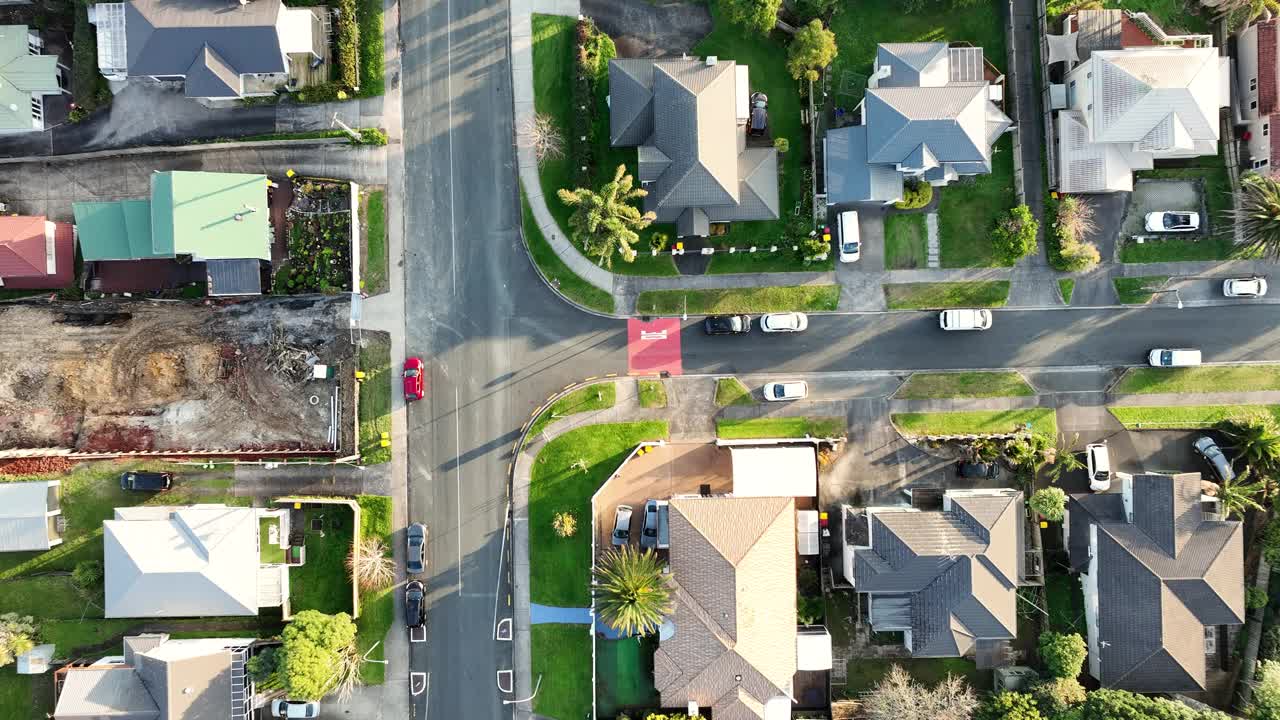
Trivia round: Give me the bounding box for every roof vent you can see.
[705,56,717,66]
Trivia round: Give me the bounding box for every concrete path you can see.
[925,213,940,269]
[530,604,592,623]
[233,463,391,497]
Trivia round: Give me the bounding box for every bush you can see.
[774,137,790,153]
[786,19,838,82]
[72,0,109,114]
[553,511,578,538]
[649,233,670,253]
[894,180,933,210]
[1084,688,1234,719]
[333,0,361,89]
[1249,586,1270,610]
[1255,660,1280,720]
[1262,626,1280,661]
[1030,487,1068,522]
[1058,239,1101,272]
[569,19,614,186]
[978,691,1042,720]
[72,559,104,599]
[1032,677,1085,715]
[296,82,346,103]
[1038,631,1087,679]
[1049,195,1102,272]
[0,613,38,668]
[993,204,1038,264]
[357,128,388,146]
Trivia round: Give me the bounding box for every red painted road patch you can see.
[627,318,682,376]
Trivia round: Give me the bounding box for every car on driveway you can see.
[1148,348,1201,367]
[760,312,808,333]
[956,461,1000,479]
[271,700,320,718]
[403,357,425,401]
[406,523,427,574]
[748,92,768,136]
[939,309,992,331]
[1086,443,1112,492]
[405,580,427,629]
[1224,277,1268,298]
[704,315,751,335]
[640,499,668,550]
[119,471,171,491]
[1145,211,1200,232]
[837,210,860,263]
[1193,436,1236,484]
[611,505,634,546]
[763,381,807,402]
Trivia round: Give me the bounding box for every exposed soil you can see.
[0,297,355,453]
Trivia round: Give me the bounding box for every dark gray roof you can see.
[823,125,903,204]
[125,0,287,80]
[182,45,239,98]
[1067,473,1244,692]
[677,207,709,237]
[205,258,262,296]
[608,59,656,147]
[865,85,993,164]
[875,43,949,88]
[854,492,1023,657]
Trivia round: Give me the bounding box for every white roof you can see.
[735,65,750,123]
[1086,48,1225,146]
[104,505,260,618]
[276,6,317,55]
[797,510,819,556]
[16,644,54,674]
[1057,110,1137,193]
[796,629,833,671]
[729,446,817,497]
[0,480,55,552]
[54,666,159,718]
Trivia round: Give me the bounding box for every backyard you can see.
[841,657,986,697]
[288,505,355,616]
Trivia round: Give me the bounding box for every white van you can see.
[939,308,993,331]
[837,210,860,263]
[1148,348,1201,367]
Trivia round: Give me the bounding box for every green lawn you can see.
[895,371,1035,399]
[355,495,394,684]
[0,576,88,619]
[362,189,388,295]
[520,187,614,315]
[532,624,593,720]
[1109,405,1280,429]
[1114,365,1280,394]
[717,417,846,439]
[892,408,1059,437]
[1113,275,1170,304]
[529,422,668,606]
[884,213,929,269]
[1059,278,1075,305]
[260,516,287,565]
[358,336,392,465]
[715,378,755,407]
[288,507,354,615]
[884,281,1010,309]
[938,136,1018,267]
[0,671,49,720]
[1046,574,1086,634]
[530,382,617,438]
[637,380,667,409]
[636,285,839,314]
[842,657,986,696]
[597,637,660,717]
[356,0,385,97]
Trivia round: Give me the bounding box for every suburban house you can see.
[0,216,76,290]
[104,504,290,618]
[607,57,779,237]
[1048,10,1227,193]
[87,0,327,100]
[0,25,66,134]
[1065,473,1244,692]
[839,489,1026,661]
[823,42,1012,205]
[53,634,256,720]
[73,170,272,295]
[1235,17,1280,173]
[0,479,62,552]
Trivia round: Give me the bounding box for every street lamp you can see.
[1150,288,1183,309]
[502,674,543,706]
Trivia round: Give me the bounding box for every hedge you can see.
[334,0,360,90]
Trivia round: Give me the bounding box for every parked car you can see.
[406,523,427,574]
[119,471,171,491]
[703,314,751,335]
[837,210,861,263]
[760,312,808,333]
[1193,436,1236,484]
[405,580,427,629]
[403,357,425,401]
[271,700,320,719]
[763,381,807,402]
[1224,277,1268,298]
[611,505,634,546]
[1144,211,1200,232]
[956,461,1000,479]
[939,309,993,331]
[748,92,768,136]
[1086,443,1112,492]
[1148,348,1202,367]
[640,499,669,550]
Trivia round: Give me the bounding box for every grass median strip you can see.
[1115,365,1280,394]
[637,380,667,409]
[520,188,614,315]
[717,417,845,439]
[1113,275,1170,305]
[530,382,617,437]
[715,378,754,407]
[895,371,1035,399]
[884,281,1010,310]
[635,285,839,315]
[1058,279,1074,305]
[1109,405,1280,429]
[892,408,1058,437]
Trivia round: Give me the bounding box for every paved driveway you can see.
[582,0,711,57]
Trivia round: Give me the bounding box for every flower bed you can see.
[278,181,354,294]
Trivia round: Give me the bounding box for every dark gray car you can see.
[406,523,427,574]
[1193,436,1235,484]
[405,580,426,629]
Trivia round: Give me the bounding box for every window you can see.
[1252,77,1259,92]
[1086,72,1092,79]
[1266,123,1271,137]
[1254,159,1270,169]
[1253,100,1260,110]
[1069,80,1076,90]
[1087,103,1093,111]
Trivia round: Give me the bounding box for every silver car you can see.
[406,523,427,574]
[611,505,634,546]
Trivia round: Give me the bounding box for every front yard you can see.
[1120,164,1238,263]
[277,180,355,294]
[884,213,929,270]
[288,506,355,616]
[532,624,593,720]
[597,636,660,718]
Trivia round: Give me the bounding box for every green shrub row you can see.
[333,0,361,90]
[570,19,615,186]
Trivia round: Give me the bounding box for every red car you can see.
[403,357,425,401]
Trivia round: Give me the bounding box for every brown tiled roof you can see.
[1260,20,1277,115]
[658,496,797,719]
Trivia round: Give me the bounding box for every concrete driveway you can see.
[582,0,711,57]
[1120,179,1206,244]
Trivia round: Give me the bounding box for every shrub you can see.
[1039,631,1087,679]
[569,19,613,186]
[649,233,670,253]
[1254,660,1280,720]
[977,691,1042,720]
[297,82,346,103]
[347,537,395,591]
[993,204,1038,264]
[1249,586,1270,610]
[1262,519,1280,567]
[357,128,389,146]
[0,613,38,668]
[894,180,933,210]
[553,511,578,538]
[1030,487,1068,522]
[1049,195,1102,272]
[1031,677,1085,715]
[72,559,104,600]
[786,19,837,82]
[774,137,790,153]
[333,0,361,89]
[1263,626,1280,661]
[1058,239,1101,272]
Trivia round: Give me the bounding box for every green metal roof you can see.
[150,171,271,261]
[73,200,165,262]
[0,26,61,132]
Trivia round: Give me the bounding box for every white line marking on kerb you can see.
[455,386,463,596]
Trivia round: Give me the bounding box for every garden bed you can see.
[277,179,355,294]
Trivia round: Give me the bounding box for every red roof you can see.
[0,216,50,279]
[1260,20,1278,116]
[0,221,75,290]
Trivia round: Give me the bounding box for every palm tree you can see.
[593,546,673,636]
[1212,468,1268,519]
[1044,433,1085,484]
[1231,174,1280,260]
[1223,413,1280,475]
[557,165,657,268]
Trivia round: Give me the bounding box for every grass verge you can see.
[529,422,668,605]
[884,281,1010,309]
[356,0,385,97]
[884,213,929,269]
[288,506,354,615]
[1113,275,1170,304]
[716,417,845,439]
[362,190,388,295]
[636,285,839,314]
[895,371,1035,399]
[358,336,392,465]
[892,408,1058,437]
[521,187,614,315]
[1109,405,1280,429]
[1114,365,1280,394]
[1058,278,1075,304]
[355,494,393,684]
[530,382,617,438]
[532,624,593,720]
[715,378,754,407]
[637,380,667,409]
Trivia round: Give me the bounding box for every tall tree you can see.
[279,610,358,701]
[718,0,784,34]
[557,165,656,268]
[1044,433,1085,484]
[786,20,838,81]
[1224,413,1280,475]
[1233,174,1280,261]
[593,546,673,636]
[1213,467,1268,519]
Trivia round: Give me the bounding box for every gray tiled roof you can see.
[182,45,238,99]
[865,85,993,165]
[206,258,262,296]
[875,43,949,87]
[824,126,903,204]
[125,0,288,79]
[609,59,656,146]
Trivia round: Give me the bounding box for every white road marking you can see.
[492,501,510,639]
[445,0,457,296]
[455,386,463,596]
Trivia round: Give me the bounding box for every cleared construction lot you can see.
[0,296,354,453]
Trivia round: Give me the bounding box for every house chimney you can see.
[705,56,717,67]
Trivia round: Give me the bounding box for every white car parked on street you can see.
[1148,348,1202,367]
[939,309,992,331]
[763,381,808,402]
[760,312,808,333]
[1224,277,1268,298]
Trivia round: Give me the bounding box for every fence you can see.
[1004,0,1027,204]
[1037,0,1058,190]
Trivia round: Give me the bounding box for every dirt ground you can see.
[0,296,355,453]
